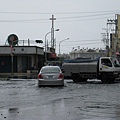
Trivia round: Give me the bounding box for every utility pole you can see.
[107,16,118,57]
[102,28,109,46]
[50,15,56,48]
[101,27,109,56]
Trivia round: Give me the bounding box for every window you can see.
[111,58,120,67]
[41,67,60,73]
[101,59,112,67]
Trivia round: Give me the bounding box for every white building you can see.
[70,48,107,59]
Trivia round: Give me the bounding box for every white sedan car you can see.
[38,66,64,86]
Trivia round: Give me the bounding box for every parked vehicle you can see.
[62,57,120,83]
[38,66,64,86]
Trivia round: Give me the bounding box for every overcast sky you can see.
[0,0,120,54]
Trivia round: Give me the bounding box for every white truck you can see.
[62,57,120,83]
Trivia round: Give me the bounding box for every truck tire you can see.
[101,73,109,83]
[82,78,87,82]
[72,73,80,82]
[108,78,115,83]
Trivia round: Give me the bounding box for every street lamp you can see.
[45,29,59,64]
[59,38,69,55]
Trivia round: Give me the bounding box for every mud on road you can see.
[0,79,120,120]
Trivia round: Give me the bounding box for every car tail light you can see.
[58,73,64,79]
[38,74,43,79]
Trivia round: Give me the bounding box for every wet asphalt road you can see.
[0,78,120,120]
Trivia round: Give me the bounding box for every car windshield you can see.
[41,67,60,73]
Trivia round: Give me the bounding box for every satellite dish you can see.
[7,34,18,46]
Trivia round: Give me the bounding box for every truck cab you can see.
[98,57,120,83]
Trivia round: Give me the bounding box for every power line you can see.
[0,15,114,23]
[56,16,114,23]
[57,13,116,20]
[0,10,120,14]
[57,42,103,46]
[57,39,102,42]
[0,18,48,22]
[0,10,118,23]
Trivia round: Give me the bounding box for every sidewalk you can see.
[0,72,38,79]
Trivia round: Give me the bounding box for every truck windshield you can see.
[101,58,112,67]
[110,58,120,67]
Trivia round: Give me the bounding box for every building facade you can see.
[69,48,106,59]
[0,46,44,73]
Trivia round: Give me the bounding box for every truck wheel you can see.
[72,74,80,82]
[109,78,115,83]
[82,78,87,82]
[101,73,109,83]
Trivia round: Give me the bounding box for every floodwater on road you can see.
[0,78,120,120]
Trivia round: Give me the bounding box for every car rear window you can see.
[41,67,60,73]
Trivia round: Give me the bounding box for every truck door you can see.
[99,58,113,83]
[99,58,114,76]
